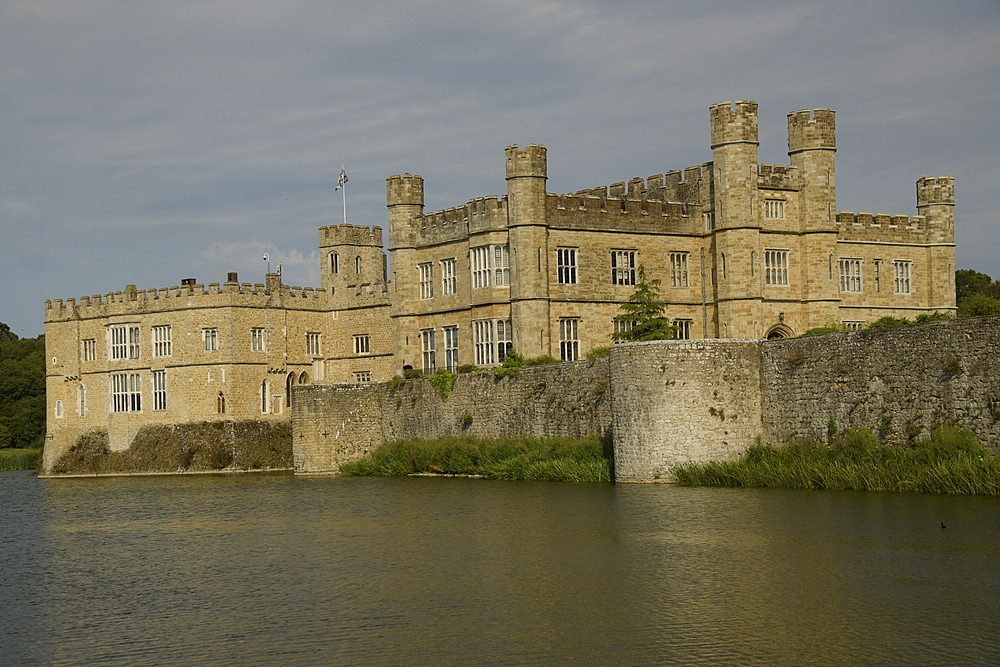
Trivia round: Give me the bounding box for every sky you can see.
[2,0,998,337]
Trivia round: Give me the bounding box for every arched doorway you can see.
[765,323,794,339]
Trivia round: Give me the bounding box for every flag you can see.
[336,165,348,191]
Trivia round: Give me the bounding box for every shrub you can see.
[456,364,480,374]
[428,370,457,400]
[585,346,610,359]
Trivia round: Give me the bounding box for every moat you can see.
[3,470,998,666]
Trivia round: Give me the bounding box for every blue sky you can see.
[2,0,998,337]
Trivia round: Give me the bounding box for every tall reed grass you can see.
[0,448,42,471]
[339,435,612,483]
[672,427,1000,495]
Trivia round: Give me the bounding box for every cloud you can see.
[195,241,320,286]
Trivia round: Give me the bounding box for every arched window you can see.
[299,371,309,385]
[261,379,270,414]
[217,392,226,414]
[55,400,63,418]
[286,372,296,409]
[355,256,362,274]
[331,252,339,274]
[78,384,86,417]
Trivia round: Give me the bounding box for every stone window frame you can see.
[611,250,636,286]
[78,384,86,417]
[353,334,371,355]
[839,258,863,293]
[353,371,373,383]
[152,369,167,411]
[471,246,491,288]
[306,332,322,357]
[444,326,459,372]
[843,321,866,330]
[251,327,266,353]
[108,324,140,361]
[669,252,689,288]
[420,328,436,374]
[441,258,457,296]
[559,317,579,361]
[152,325,172,358]
[203,327,219,352]
[496,319,513,361]
[111,372,142,413]
[613,319,636,340]
[493,245,510,286]
[764,249,790,286]
[54,400,63,419]
[556,248,578,285]
[82,338,97,362]
[473,319,495,365]
[764,199,786,220]
[672,319,693,340]
[419,262,434,299]
[893,260,912,294]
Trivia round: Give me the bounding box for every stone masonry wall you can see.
[610,339,764,482]
[761,316,1000,452]
[293,359,611,473]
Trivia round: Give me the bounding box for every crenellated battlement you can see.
[916,176,955,207]
[572,163,710,205]
[757,163,800,190]
[386,173,425,207]
[505,144,547,180]
[834,210,935,243]
[787,108,836,153]
[546,193,695,234]
[710,100,759,148]
[319,224,383,247]
[45,277,332,322]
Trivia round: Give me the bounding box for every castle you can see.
[42,100,957,471]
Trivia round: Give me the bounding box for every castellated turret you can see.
[710,101,759,226]
[917,176,955,244]
[318,224,386,298]
[788,108,836,229]
[386,174,424,251]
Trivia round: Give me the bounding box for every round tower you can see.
[710,100,759,227]
[916,176,955,232]
[787,108,836,228]
[386,174,424,251]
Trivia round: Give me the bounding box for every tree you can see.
[0,322,46,449]
[612,265,676,342]
[955,269,1000,318]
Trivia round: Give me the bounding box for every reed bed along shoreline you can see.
[339,435,612,483]
[672,427,1000,496]
[0,448,42,471]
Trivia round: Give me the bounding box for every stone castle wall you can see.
[293,359,611,473]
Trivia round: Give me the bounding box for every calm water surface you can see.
[1,470,998,666]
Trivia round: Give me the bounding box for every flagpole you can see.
[342,179,347,224]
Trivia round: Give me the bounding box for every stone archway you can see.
[765,323,794,339]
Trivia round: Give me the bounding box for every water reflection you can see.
[0,471,997,666]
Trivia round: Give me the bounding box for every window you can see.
[474,320,494,365]
[611,250,636,285]
[203,328,218,352]
[874,260,881,293]
[557,248,577,284]
[108,325,140,360]
[152,370,167,411]
[441,258,457,295]
[261,379,271,414]
[420,329,436,373]
[306,332,322,356]
[764,250,789,286]
[217,392,226,414]
[419,263,434,299]
[471,246,490,288]
[839,259,862,293]
[353,371,372,383]
[251,328,265,352]
[764,199,785,220]
[669,253,689,288]
[496,319,513,361]
[559,318,579,361]
[672,319,692,340]
[330,252,339,274]
[355,256,362,274]
[111,373,141,413]
[78,384,86,417]
[704,212,715,231]
[894,260,911,294]
[843,321,866,330]
[152,325,172,358]
[353,334,370,355]
[613,319,636,339]
[54,400,63,419]
[494,245,510,286]
[82,339,96,362]
[444,326,459,372]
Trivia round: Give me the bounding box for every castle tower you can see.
[505,144,550,358]
[318,224,386,298]
[709,101,762,337]
[787,108,836,229]
[917,176,957,309]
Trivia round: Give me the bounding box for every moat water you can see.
[2,470,998,666]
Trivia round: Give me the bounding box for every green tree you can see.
[612,265,675,342]
[0,322,46,449]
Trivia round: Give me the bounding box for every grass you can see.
[340,435,612,483]
[672,426,1000,495]
[0,448,42,471]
